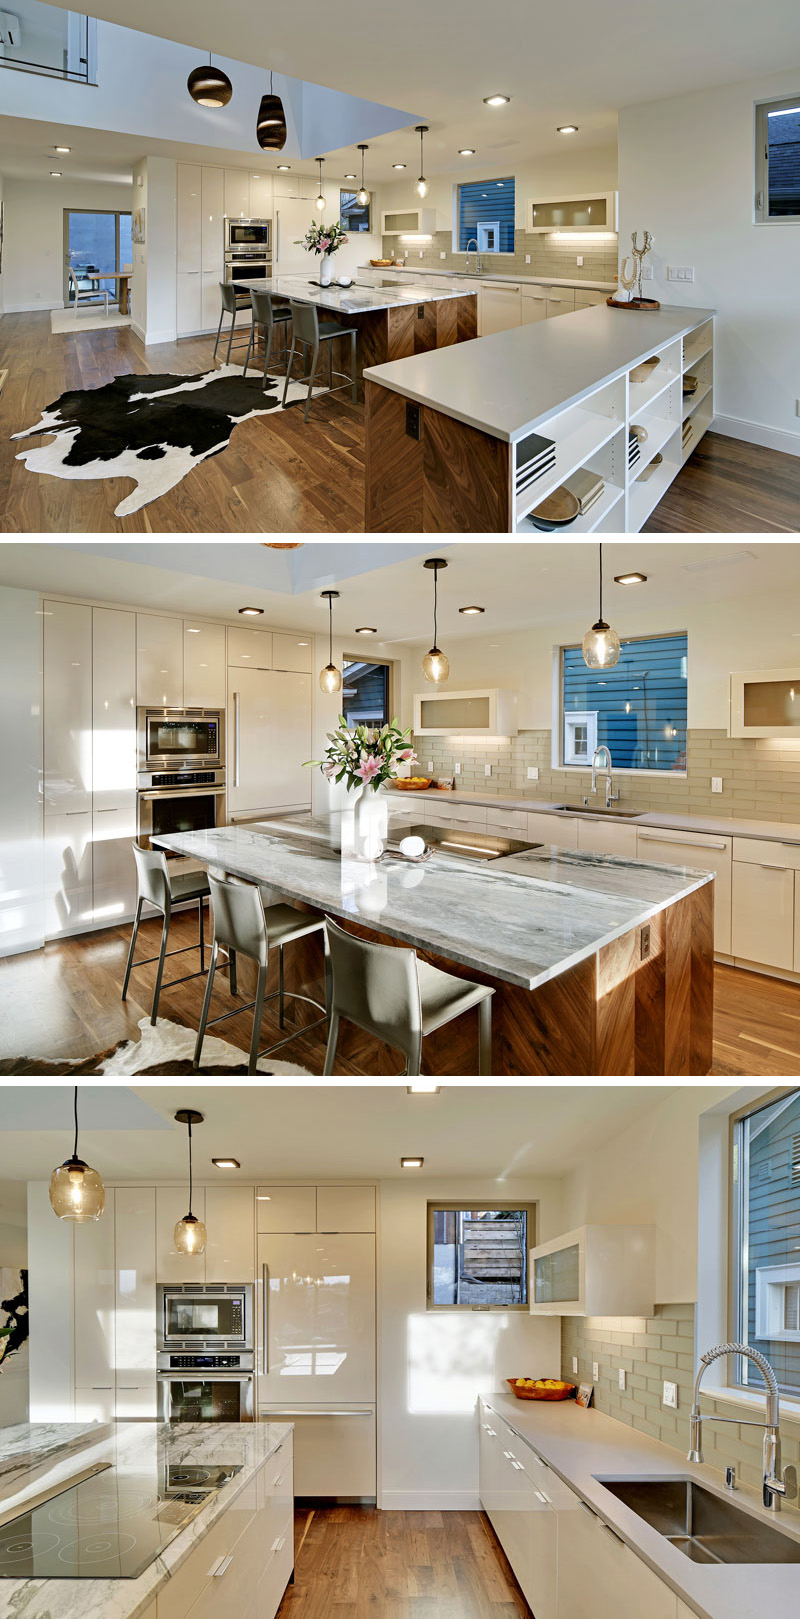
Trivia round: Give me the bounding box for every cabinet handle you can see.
[262,1262,269,1373]
[579,1501,597,1519]
[271,1536,286,1553]
[210,1555,233,1577]
[96,808,118,814]
[755,863,789,871]
[638,832,727,851]
[233,691,240,787]
[598,1520,626,1548]
[263,1408,372,1417]
[534,1489,551,1504]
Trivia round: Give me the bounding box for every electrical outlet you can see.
[454,762,462,775]
[440,251,446,260]
[663,1380,678,1409]
[619,1368,627,1391]
[525,254,531,264]
[527,766,539,781]
[711,776,723,793]
[426,760,434,772]
[484,763,492,777]
[592,1361,599,1382]
[640,923,651,961]
[577,255,584,267]
[572,1356,579,1375]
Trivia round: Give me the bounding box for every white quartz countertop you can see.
[0,1420,292,1619]
[484,1392,800,1619]
[360,263,617,292]
[153,815,711,992]
[391,787,800,844]
[240,273,475,314]
[363,301,715,443]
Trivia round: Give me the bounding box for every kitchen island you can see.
[154,815,714,1076]
[362,301,715,532]
[241,274,477,396]
[0,1419,293,1619]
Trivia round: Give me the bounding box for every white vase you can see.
[319,253,333,287]
[352,784,387,862]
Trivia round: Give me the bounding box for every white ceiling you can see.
[0,1084,681,1182]
[0,541,797,647]
[0,115,311,186]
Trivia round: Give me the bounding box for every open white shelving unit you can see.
[515,314,714,533]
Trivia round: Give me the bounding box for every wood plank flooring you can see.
[1,911,799,1075]
[1,312,798,534]
[276,1506,528,1619]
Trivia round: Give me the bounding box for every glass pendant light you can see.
[187,53,233,108]
[49,1086,105,1222]
[174,1110,207,1256]
[356,144,370,209]
[582,543,621,669]
[256,71,287,150]
[315,157,326,213]
[415,125,429,200]
[422,558,450,684]
[319,590,342,694]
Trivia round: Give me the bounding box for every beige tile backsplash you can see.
[415,729,800,822]
[560,1307,800,1487]
[381,226,618,285]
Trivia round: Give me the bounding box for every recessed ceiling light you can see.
[392,163,407,170]
[344,173,357,180]
[355,626,377,634]
[50,171,62,177]
[186,626,201,633]
[483,94,510,106]
[614,572,647,585]
[297,640,309,646]
[401,1156,424,1169]
[458,148,475,156]
[212,1157,241,1169]
[257,1194,272,1200]
[54,145,71,153]
[459,605,485,615]
[557,125,579,134]
[238,606,264,615]
[277,164,291,171]
[407,1084,439,1093]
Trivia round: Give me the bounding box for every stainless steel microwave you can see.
[137,707,224,771]
[157,1284,254,1351]
[226,217,271,251]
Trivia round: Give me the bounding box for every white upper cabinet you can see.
[274,172,318,201]
[43,600,93,813]
[257,1186,317,1232]
[249,173,273,216]
[381,207,436,235]
[228,626,274,669]
[272,631,313,673]
[156,1186,207,1282]
[730,668,800,738]
[93,607,136,806]
[137,614,184,708]
[115,1186,156,1415]
[316,1186,376,1233]
[201,166,225,273]
[526,190,618,233]
[204,1186,256,1281]
[225,168,251,219]
[183,620,226,707]
[177,163,203,272]
[530,1223,655,1316]
[74,1189,116,1391]
[413,688,519,737]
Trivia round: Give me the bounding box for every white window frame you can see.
[563,710,598,765]
[731,1089,800,1396]
[754,94,800,224]
[426,1201,535,1313]
[756,1263,800,1342]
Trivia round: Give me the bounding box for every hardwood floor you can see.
[277,1506,528,1618]
[1,911,799,1075]
[1,312,797,534]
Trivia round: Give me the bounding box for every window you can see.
[457,177,515,255]
[340,189,371,233]
[756,96,800,222]
[427,1203,533,1309]
[63,209,133,306]
[559,632,688,772]
[732,1090,800,1396]
[341,658,390,729]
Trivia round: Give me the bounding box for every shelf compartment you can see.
[682,390,713,463]
[682,380,712,424]
[627,417,681,484]
[518,432,625,534]
[513,401,625,525]
[683,319,714,374]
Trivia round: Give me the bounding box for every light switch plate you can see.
[572,1356,579,1375]
[577,255,584,267]
[592,1362,599,1382]
[663,1380,678,1409]
[440,251,446,259]
[619,1368,626,1391]
[525,254,531,264]
[668,266,695,282]
[454,762,461,775]
[484,764,492,777]
[527,766,539,780]
[427,760,434,772]
[711,776,723,793]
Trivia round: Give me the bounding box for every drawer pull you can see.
[638,833,727,852]
[755,863,789,871]
[210,1555,233,1578]
[598,1520,625,1548]
[534,1489,550,1504]
[271,1536,286,1553]
[579,1501,597,1519]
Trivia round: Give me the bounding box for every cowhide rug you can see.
[0,1017,314,1077]
[12,364,317,518]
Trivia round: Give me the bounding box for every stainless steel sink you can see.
[598,1478,800,1564]
[553,803,644,818]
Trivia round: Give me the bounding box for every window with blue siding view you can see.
[458,177,515,254]
[734,1090,800,1397]
[342,659,390,729]
[561,633,688,771]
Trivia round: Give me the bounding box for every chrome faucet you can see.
[590,745,618,808]
[465,237,482,274]
[688,1343,788,1512]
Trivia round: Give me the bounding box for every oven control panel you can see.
[167,1353,244,1369]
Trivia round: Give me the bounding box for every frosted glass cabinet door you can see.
[43,600,92,812]
[257,1233,376,1402]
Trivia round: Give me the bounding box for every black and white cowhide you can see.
[12,364,310,518]
[0,1016,314,1077]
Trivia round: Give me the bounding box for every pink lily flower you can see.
[356,756,382,783]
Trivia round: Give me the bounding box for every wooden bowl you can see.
[393,777,435,791]
[507,1378,577,1401]
[630,355,660,383]
[370,258,394,267]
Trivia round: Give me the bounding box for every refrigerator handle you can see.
[233,691,240,788]
[262,1262,269,1374]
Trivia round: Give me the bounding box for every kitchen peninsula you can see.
[153,816,714,1077]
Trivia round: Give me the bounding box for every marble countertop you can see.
[484,1392,800,1619]
[0,1420,292,1619]
[360,264,617,292]
[363,302,715,443]
[240,273,475,315]
[392,786,800,843]
[153,815,711,992]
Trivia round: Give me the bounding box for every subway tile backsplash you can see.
[381,226,618,284]
[415,729,800,822]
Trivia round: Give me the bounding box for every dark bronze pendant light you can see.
[422,558,450,684]
[187,52,233,108]
[415,124,429,200]
[257,70,287,150]
[173,1110,208,1256]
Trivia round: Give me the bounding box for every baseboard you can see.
[379,1491,481,1511]
[712,413,800,458]
[4,301,62,314]
[143,326,178,346]
[131,320,146,343]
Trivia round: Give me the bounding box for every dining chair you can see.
[281,300,359,422]
[121,845,232,1026]
[213,282,252,363]
[193,873,328,1074]
[244,289,292,387]
[69,267,109,319]
[322,916,494,1077]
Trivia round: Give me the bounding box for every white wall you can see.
[130,156,178,345]
[619,70,800,456]
[0,588,43,960]
[378,1176,562,1509]
[1,178,133,314]
[375,144,619,240]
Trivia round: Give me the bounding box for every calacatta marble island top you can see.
[240,273,476,315]
[153,815,711,993]
[0,1420,292,1619]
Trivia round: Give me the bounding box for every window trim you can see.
[426,1199,536,1313]
[754,94,800,225]
[730,1087,800,1395]
[552,633,689,777]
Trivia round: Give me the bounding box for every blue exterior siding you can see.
[744,1091,800,1395]
[458,178,515,253]
[562,633,688,771]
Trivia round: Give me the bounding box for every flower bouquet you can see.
[306,718,416,859]
[295,219,349,286]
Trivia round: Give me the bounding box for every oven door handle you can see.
[157,1371,254,1382]
[233,691,241,788]
[139,787,223,801]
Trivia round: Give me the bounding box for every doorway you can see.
[63,209,133,307]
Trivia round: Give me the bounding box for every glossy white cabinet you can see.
[486,806,528,836]
[227,669,311,819]
[201,167,225,273]
[795,874,800,972]
[115,1186,157,1415]
[732,857,795,970]
[249,173,273,216]
[637,828,732,955]
[225,168,251,218]
[156,1186,207,1282]
[530,1223,655,1316]
[576,818,638,858]
[204,1186,256,1280]
[575,287,608,309]
[184,620,226,707]
[92,801,136,922]
[274,171,317,199]
[228,626,273,668]
[545,286,576,319]
[43,600,92,813]
[74,1189,116,1391]
[316,1185,376,1233]
[272,631,314,673]
[136,614,183,707]
[177,272,202,335]
[201,270,223,332]
[43,810,94,938]
[257,1233,376,1403]
[557,1491,677,1619]
[257,1185,317,1232]
[92,606,137,922]
[177,164,203,273]
[261,1406,376,1497]
[526,812,578,850]
[521,289,548,323]
[480,282,522,334]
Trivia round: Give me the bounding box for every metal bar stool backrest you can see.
[219,282,242,316]
[207,872,268,965]
[289,299,321,347]
[325,915,422,1056]
[250,289,284,331]
[132,844,172,913]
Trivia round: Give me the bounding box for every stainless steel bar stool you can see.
[244,289,292,387]
[281,300,358,423]
[213,281,252,363]
[322,916,494,1077]
[194,873,328,1074]
[121,846,234,1026]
